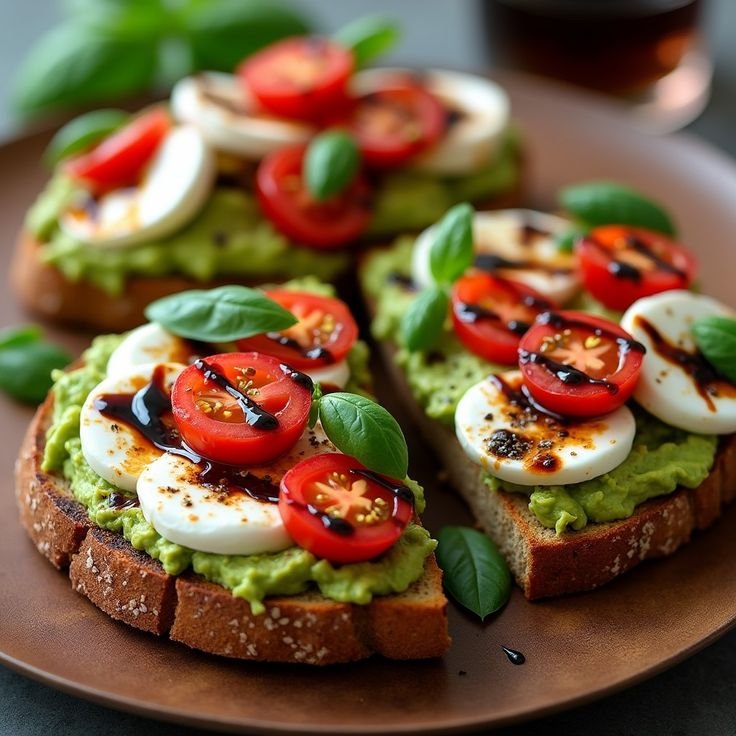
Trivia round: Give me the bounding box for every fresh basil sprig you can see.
[144,286,297,342]
[400,203,475,353]
[429,202,475,285]
[436,526,511,620]
[399,287,449,352]
[333,16,401,68]
[305,131,361,201]
[311,392,409,479]
[692,316,736,383]
[0,326,72,405]
[560,181,676,236]
[44,108,130,167]
[12,0,312,117]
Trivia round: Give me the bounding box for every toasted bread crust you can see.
[369,321,736,600]
[15,393,450,664]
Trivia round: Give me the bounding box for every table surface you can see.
[2,1,736,734]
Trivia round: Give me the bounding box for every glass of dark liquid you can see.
[482,0,710,131]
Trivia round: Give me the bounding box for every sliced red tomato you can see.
[345,78,446,167]
[237,37,353,121]
[236,291,358,370]
[256,144,372,248]
[518,310,645,417]
[64,107,170,193]
[171,352,312,465]
[279,453,413,564]
[577,225,697,311]
[451,273,556,365]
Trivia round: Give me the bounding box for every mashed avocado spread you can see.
[360,237,718,534]
[27,134,519,295]
[43,313,434,614]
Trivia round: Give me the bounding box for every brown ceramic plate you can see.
[2,74,736,735]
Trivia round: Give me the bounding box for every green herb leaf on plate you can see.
[145,285,297,342]
[692,315,736,383]
[429,202,475,286]
[436,526,511,620]
[44,108,130,167]
[12,24,158,116]
[0,325,43,351]
[560,181,676,236]
[318,393,409,479]
[399,286,449,353]
[183,0,313,73]
[333,15,400,68]
[0,338,72,405]
[304,130,361,201]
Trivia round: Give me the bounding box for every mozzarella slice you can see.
[351,68,510,176]
[136,423,337,555]
[61,125,215,248]
[455,371,636,486]
[306,359,350,390]
[106,323,203,378]
[411,209,579,303]
[171,72,314,159]
[80,362,186,492]
[620,291,736,434]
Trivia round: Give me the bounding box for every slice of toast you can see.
[366,303,736,600]
[15,392,450,664]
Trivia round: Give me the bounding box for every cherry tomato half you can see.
[346,78,447,168]
[518,310,645,417]
[171,352,312,465]
[279,453,413,564]
[64,107,170,193]
[238,37,353,122]
[236,291,358,370]
[577,225,697,311]
[451,273,556,365]
[256,144,372,248]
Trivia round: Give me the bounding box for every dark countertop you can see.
[2,1,736,734]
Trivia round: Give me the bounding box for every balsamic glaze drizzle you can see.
[351,469,416,507]
[501,646,526,665]
[194,359,279,430]
[266,333,333,363]
[474,253,571,275]
[589,233,687,282]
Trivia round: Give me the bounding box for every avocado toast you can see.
[359,197,736,598]
[15,282,449,664]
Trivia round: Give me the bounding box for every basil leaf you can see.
[399,286,449,352]
[309,382,323,429]
[429,202,475,286]
[554,227,587,254]
[305,131,361,201]
[560,181,676,236]
[318,393,409,479]
[12,24,157,116]
[334,16,400,68]
[692,316,736,383]
[0,341,72,405]
[0,325,43,351]
[44,109,130,167]
[64,0,170,40]
[183,0,312,72]
[436,526,511,620]
[144,285,297,342]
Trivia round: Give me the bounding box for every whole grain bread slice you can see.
[15,393,450,664]
[371,328,736,600]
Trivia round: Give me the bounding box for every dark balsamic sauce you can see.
[589,233,687,282]
[279,363,314,391]
[456,302,530,336]
[194,359,279,430]
[501,646,526,665]
[635,316,736,412]
[351,469,415,507]
[474,253,571,276]
[608,259,641,282]
[490,374,569,425]
[266,334,333,364]
[108,492,139,510]
[386,272,416,290]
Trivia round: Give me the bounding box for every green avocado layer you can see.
[42,298,433,614]
[26,133,520,296]
[360,237,718,534]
